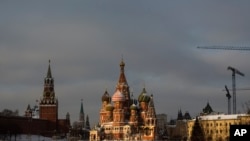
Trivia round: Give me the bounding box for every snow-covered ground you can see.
[2,135,67,141]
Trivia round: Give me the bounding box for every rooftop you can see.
[198,114,248,120]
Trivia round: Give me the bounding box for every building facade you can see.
[90,59,157,140]
[166,110,191,140]
[187,114,250,141]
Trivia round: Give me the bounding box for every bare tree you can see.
[242,101,250,114]
[0,109,19,116]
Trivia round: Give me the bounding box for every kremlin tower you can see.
[39,60,58,122]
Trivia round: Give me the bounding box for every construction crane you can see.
[198,45,249,114]
[224,85,231,114]
[227,66,245,114]
[222,86,250,114]
[197,46,250,51]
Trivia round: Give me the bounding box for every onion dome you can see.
[102,90,110,102]
[106,103,114,111]
[130,103,137,110]
[112,90,125,102]
[138,87,150,103]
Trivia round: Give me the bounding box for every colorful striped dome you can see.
[112,90,125,102]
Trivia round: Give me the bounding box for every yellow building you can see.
[187,114,250,141]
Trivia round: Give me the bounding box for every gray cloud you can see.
[1,0,250,126]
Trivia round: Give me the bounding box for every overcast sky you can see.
[1,1,250,126]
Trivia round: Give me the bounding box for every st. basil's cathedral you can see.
[90,59,157,140]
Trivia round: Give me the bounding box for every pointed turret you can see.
[118,58,127,84]
[79,99,85,128]
[177,109,183,120]
[85,115,90,130]
[116,59,129,93]
[47,60,52,78]
[80,99,85,121]
[25,104,32,117]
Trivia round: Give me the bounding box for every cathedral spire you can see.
[117,58,128,85]
[116,58,131,121]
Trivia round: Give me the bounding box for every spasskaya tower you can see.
[39,60,58,122]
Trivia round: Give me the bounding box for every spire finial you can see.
[120,55,125,68]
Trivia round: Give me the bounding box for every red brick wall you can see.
[0,116,69,137]
[40,105,58,122]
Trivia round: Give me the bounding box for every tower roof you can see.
[80,99,84,114]
[203,102,213,114]
[47,60,52,78]
[177,109,183,120]
[26,104,31,110]
[117,58,128,86]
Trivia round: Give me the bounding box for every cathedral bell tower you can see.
[116,59,131,120]
[39,60,58,122]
